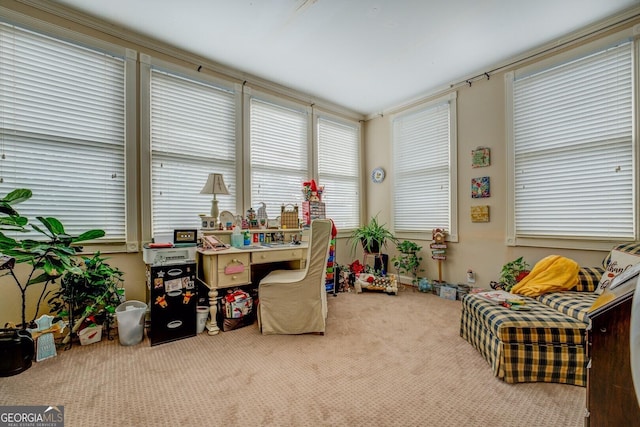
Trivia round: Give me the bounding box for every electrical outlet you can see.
[466,269,476,284]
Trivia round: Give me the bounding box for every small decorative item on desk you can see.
[199,214,216,230]
[256,202,268,228]
[280,204,300,229]
[302,179,323,202]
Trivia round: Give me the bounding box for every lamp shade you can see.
[200,173,229,195]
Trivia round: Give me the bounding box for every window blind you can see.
[0,22,126,239]
[393,102,451,232]
[317,117,360,229]
[249,98,308,219]
[150,69,236,235]
[512,40,634,239]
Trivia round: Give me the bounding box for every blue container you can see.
[418,278,431,292]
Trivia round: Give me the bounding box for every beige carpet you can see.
[0,289,585,427]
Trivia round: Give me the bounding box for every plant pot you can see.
[361,238,381,254]
[0,328,34,377]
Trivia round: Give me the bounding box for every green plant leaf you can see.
[37,217,65,236]
[0,232,18,247]
[3,189,32,204]
[73,229,106,243]
[0,215,28,228]
[27,272,54,286]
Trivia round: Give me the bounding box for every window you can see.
[507,38,634,244]
[317,115,361,229]
[392,93,458,239]
[248,96,309,219]
[0,21,136,243]
[145,65,238,236]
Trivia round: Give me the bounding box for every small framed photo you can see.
[471,176,490,198]
[471,205,490,223]
[472,147,491,168]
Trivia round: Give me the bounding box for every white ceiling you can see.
[54,0,640,116]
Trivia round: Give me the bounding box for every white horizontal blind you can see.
[513,40,634,239]
[250,98,308,219]
[150,69,236,235]
[393,102,450,232]
[317,117,360,229]
[0,22,125,239]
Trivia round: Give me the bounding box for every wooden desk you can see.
[197,243,308,335]
[585,289,640,426]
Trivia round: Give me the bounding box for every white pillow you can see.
[595,249,640,294]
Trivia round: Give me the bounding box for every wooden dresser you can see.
[585,289,640,426]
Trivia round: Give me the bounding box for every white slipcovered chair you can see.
[257,219,332,335]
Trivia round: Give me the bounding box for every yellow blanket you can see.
[511,255,579,297]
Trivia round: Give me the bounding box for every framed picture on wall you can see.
[472,147,491,168]
[471,205,490,222]
[471,177,490,198]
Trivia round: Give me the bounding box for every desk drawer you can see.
[252,248,304,264]
[217,253,250,288]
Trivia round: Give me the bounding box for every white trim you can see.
[0,6,137,251]
[390,92,458,242]
[313,110,363,230]
[512,28,635,80]
[140,55,242,240]
[369,6,640,121]
[504,71,516,246]
[124,49,139,252]
[505,33,637,249]
[139,55,153,244]
[11,1,364,121]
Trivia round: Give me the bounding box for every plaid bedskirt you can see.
[460,293,590,386]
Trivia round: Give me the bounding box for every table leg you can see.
[206,287,220,335]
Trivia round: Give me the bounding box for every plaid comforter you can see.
[460,293,595,386]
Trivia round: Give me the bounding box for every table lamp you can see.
[200,173,229,228]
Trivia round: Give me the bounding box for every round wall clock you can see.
[371,167,385,183]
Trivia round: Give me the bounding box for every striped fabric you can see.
[535,291,598,322]
[575,267,603,292]
[460,242,640,386]
[602,242,640,267]
[460,294,588,386]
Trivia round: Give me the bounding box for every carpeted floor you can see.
[0,289,585,426]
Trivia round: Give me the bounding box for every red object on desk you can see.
[148,242,174,248]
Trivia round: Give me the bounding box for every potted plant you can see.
[349,215,397,255]
[48,252,124,345]
[0,188,105,375]
[391,240,424,286]
[0,189,105,329]
[498,256,530,291]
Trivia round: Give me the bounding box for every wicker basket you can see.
[280,204,299,229]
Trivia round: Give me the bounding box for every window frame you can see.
[0,10,138,253]
[505,29,638,251]
[140,54,243,242]
[242,87,312,220]
[390,92,458,242]
[314,109,363,231]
